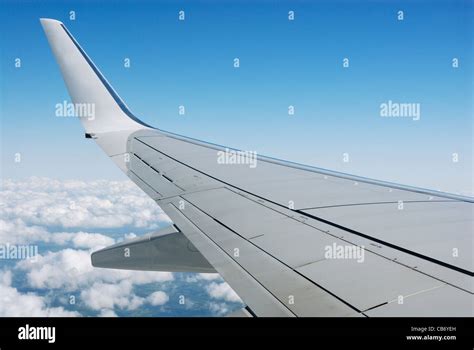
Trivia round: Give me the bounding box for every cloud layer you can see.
[0,177,243,316]
[1,177,171,230]
[0,270,79,317]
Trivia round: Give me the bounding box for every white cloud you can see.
[9,244,174,314]
[205,282,242,303]
[197,273,222,281]
[0,178,244,316]
[0,218,49,245]
[119,232,137,242]
[209,302,231,316]
[0,220,115,252]
[147,291,169,306]
[0,217,115,250]
[185,273,222,283]
[99,309,118,317]
[0,270,79,317]
[69,232,115,249]
[16,248,174,291]
[1,177,171,230]
[80,281,144,311]
[1,177,177,315]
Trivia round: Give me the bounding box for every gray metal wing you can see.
[41,19,473,317]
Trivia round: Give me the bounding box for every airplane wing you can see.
[41,19,473,317]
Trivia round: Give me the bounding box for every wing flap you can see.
[303,201,473,273]
[91,225,216,273]
[163,198,361,317]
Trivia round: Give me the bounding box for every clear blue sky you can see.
[1,0,472,195]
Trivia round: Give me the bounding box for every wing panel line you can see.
[134,137,473,277]
[168,202,298,317]
[180,197,364,314]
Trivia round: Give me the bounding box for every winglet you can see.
[40,18,151,133]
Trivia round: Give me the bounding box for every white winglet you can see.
[40,18,150,134]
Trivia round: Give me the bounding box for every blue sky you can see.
[1,0,472,195]
[0,0,472,318]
